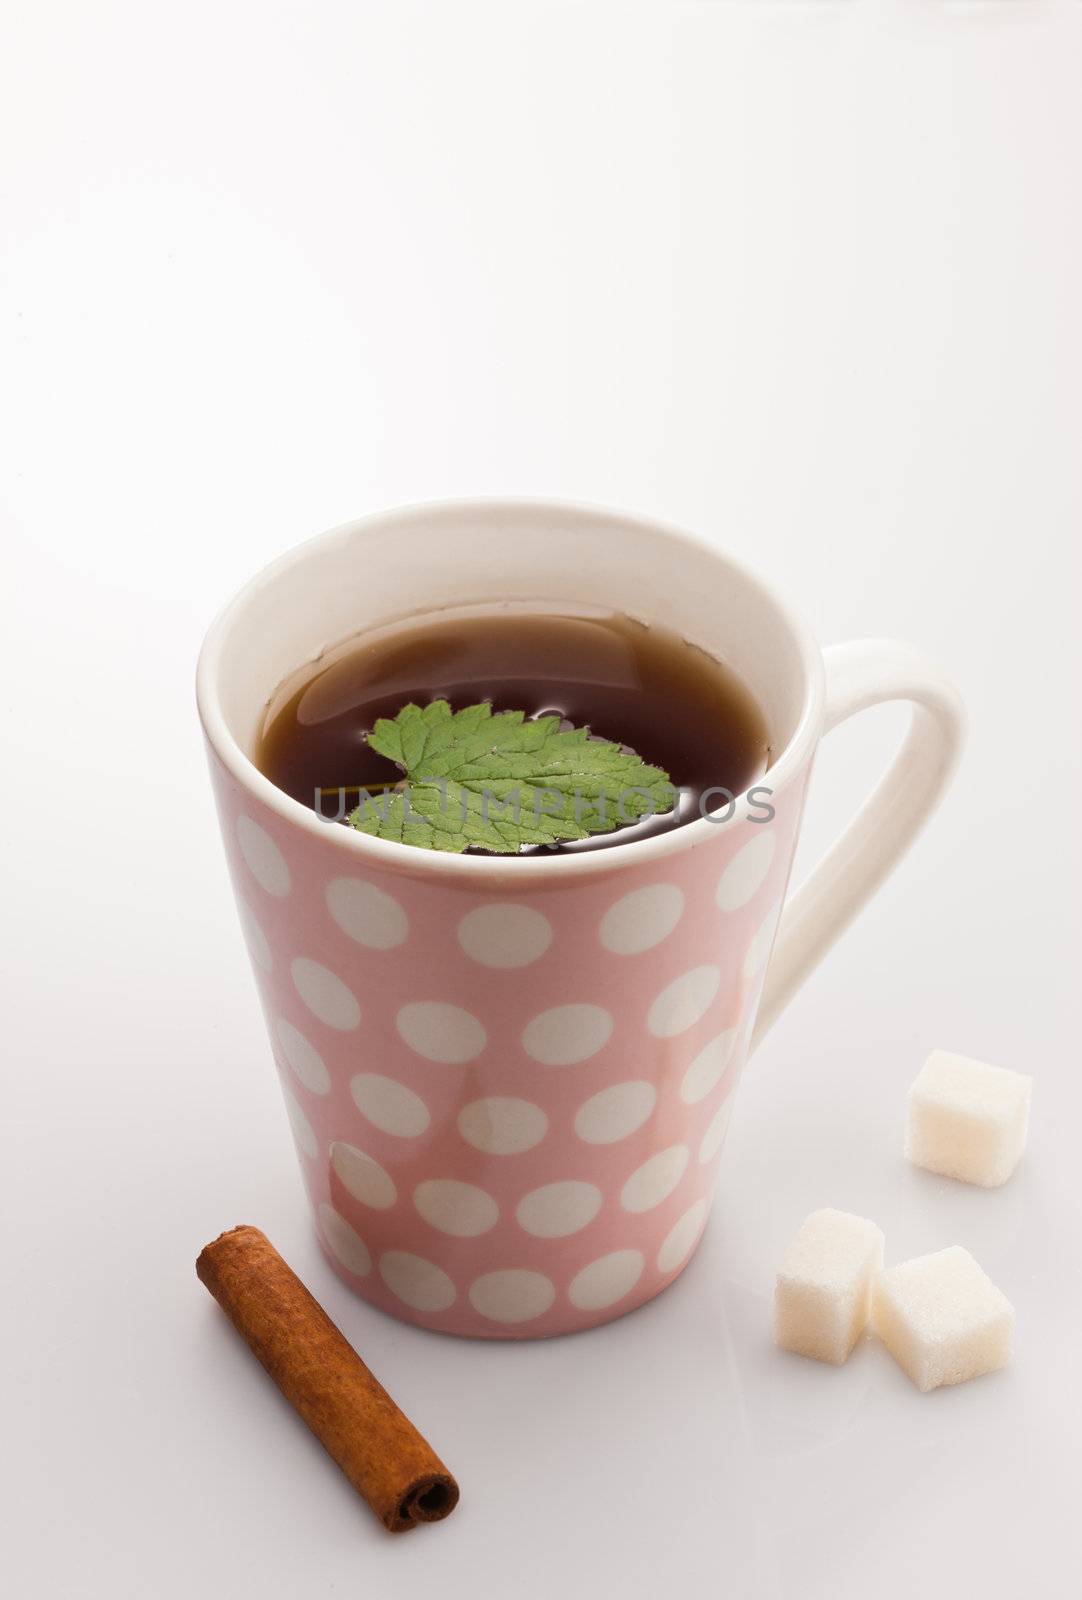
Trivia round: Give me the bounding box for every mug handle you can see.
[752,639,966,1048]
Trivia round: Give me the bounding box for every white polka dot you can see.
[350,1073,430,1137]
[457,1097,549,1155]
[599,883,685,955]
[744,901,783,980]
[326,877,409,949]
[620,1145,690,1212]
[318,1203,372,1276]
[276,1018,331,1095]
[569,1250,645,1311]
[282,1089,317,1158]
[573,1081,657,1145]
[647,966,721,1038]
[330,1141,397,1209]
[522,1004,614,1066]
[396,1001,486,1064]
[290,957,361,1031]
[699,1096,735,1163]
[238,899,272,971]
[413,1178,499,1237]
[516,1181,602,1239]
[716,830,777,911]
[680,1029,737,1105]
[469,1269,555,1325]
[379,1251,456,1313]
[657,1198,709,1274]
[457,903,553,969]
[236,815,291,898]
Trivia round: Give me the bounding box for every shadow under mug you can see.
[197,500,964,1338]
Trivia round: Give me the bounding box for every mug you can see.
[197,500,964,1338]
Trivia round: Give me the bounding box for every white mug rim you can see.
[196,496,825,883]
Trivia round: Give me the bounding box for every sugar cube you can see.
[872,1245,1013,1391]
[906,1050,1032,1187]
[774,1208,885,1365]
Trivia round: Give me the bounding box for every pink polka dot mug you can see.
[197,500,964,1338]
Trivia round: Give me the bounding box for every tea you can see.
[256,605,771,851]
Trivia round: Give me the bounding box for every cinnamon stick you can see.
[196,1225,459,1533]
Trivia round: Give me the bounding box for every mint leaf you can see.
[347,700,676,854]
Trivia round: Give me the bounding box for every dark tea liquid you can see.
[256,606,771,851]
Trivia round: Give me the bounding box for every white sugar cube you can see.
[872,1246,1013,1391]
[774,1208,885,1365]
[906,1049,1032,1187]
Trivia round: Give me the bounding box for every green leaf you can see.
[347,700,676,854]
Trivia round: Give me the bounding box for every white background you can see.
[3,3,1080,1597]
